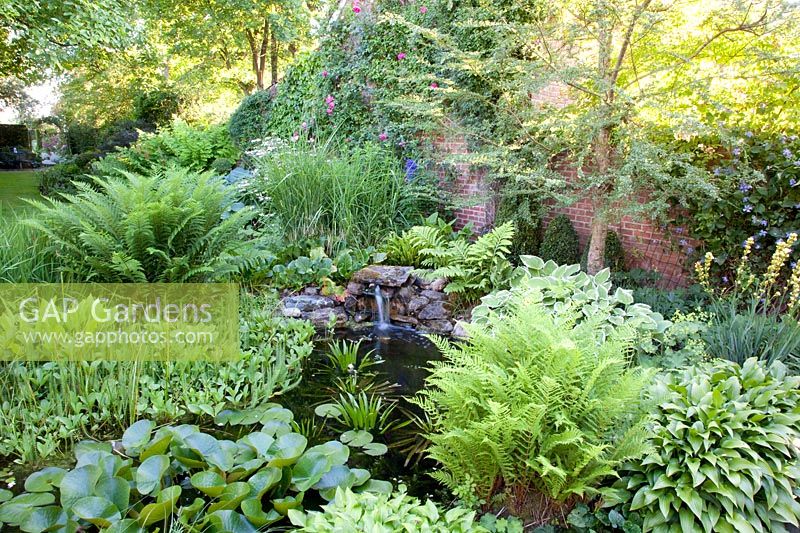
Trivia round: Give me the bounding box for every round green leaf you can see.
[207,510,257,533]
[24,467,66,493]
[59,465,102,510]
[71,496,121,528]
[247,467,283,498]
[291,452,333,492]
[267,433,307,467]
[121,420,154,453]
[190,471,226,498]
[20,506,67,533]
[135,455,170,496]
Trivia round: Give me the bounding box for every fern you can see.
[26,168,269,282]
[410,221,515,303]
[413,298,655,523]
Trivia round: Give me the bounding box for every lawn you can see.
[0,170,41,212]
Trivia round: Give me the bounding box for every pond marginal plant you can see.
[414,298,655,525]
[0,404,391,532]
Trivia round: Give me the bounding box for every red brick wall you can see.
[431,83,695,287]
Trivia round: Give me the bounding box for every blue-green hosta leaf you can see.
[247,467,283,498]
[267,433,307,467]
[121,420,154,454]
[71,496,121,528]
[353,479,393,494]
[207,482,252,513]
[135,455,170,496]
[24,467,66,493]
[240,499,282,528]
[271,493,304,515]
[137,485,181,527]
[312,465,356,492]
[0,493,56,526]
[207,510,258,533]
[190,471,227,497]
[291,452,333,492]
[60,465,102,509]
[97,477,130,513]
[339,430,373,447]
[19,505,67,533]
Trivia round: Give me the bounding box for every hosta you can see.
[610,358,800,533]
[472,256,670,354]
[0,405,390,532]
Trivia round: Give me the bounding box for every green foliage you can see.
[133,88,182,127]
[604,231,625,272]
[495,187,542,258]
[472,256,671,355]
[411,222,516,303]
[0,209,61,283]
[684,132,800,274]
[262,51,324,137]
[540,215,580,267]
[0,408,391,532]
[27,167,266,282]
[611,358,800,533]
[248,139,439,253]
[702,297,800,371]
[288,486,487,532]
[381,214,470,268]
[315,392,405,436]
[415,299,654,520]
[0,294,314,463]
[38,162,84,197]
[567,503,642,533]
[105,120,240,174]
[228,89,274,149]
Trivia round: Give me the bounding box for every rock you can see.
[352,265,414,287]
[408,296,430,314]
[282,295,334,312]
[452,321,470,339]
[420,290,447,302]
[389,301,407,316]
[418,301,449,321]
[354,311,372,323]
[282,307,302,318]
[423,320,454,335]
[395,286,415,303]
[302,286,320,296]
[306,308,347,328]
[346,282,364,296]
[429,278,447,292]
[393,315,419,326]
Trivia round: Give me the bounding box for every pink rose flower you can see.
[397,53,407,60]
[322,70,328,78]
[430,82,438,88]
[379,132,388,142]
[420,5,428,13]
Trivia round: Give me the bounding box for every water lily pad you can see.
[190,471,226,497]
[247,467,283,498]
[137,485,181,527]
[121,420,154,453]
[207,510,257,533]
[207,482,252,513]
[241,499,282,528]
[135,455,170,496]
[24,467,66,493]
[266,433,307,467]
[272,493,304,515]
[291,452,333,492]
[71,496,121,528]
[59,465,102,509]
[20,506,67,533]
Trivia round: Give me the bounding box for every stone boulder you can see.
[351,265,414,287]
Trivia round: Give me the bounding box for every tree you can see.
[0,0,133,80]
[384,0,799,273]
[149,0,311,93]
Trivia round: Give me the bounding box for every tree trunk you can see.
[270,31,279,86]
[585,124,612,274]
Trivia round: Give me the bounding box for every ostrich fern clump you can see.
[26,168,265,282]
[415,299,655,524]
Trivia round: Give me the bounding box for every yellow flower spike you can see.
[696,251,714,294]
[762,233,798,300]
[735,237,756,293]
[788,261,800,312]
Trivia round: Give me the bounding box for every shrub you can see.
[229,89,274,149]
[381,214,470,268]
[604,230,625,271]
[539,214,580,266]
[472,256,671,355]
[416,299,655,523]
[411,221,516,303]
[133,88,182,127]
[39,162,84,196]
[495,187,542,257]
[0,295,315,464]
[0,408,392,531]
[66,123,101,154]
[683,131,800,275]
[610,358,800,532]
[289,487,487,532]
[27,168,267,282]
[249,140,437,253]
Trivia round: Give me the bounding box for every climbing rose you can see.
[379,132,388,141]
[430,82,438,88]
[322,70,329,78]
[420,5,428,13]
[397,53,407,60]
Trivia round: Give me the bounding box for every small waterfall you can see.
[374,285,391,329]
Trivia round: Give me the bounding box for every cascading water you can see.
[374,285,391,330]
